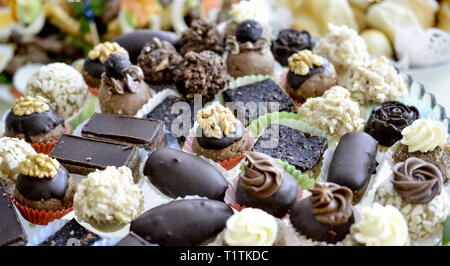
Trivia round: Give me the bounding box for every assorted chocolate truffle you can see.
[131,199,234,246]
[144,148,228,200]
[174,50,227,101]
[192,104,252,162]
[5,96,65,144]
[289,182,355,244]
[225,20,274,78]
[98,53,151,116]
[235,151,299,218]
[327,132,378,204]
[178,19,224,56]
[365,101,419,147]
[271,29,314,66]
[14,154,75,211]
[286,50,337,103]
[137,37,182,85]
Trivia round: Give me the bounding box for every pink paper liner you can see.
[224,175,303,219]
[182,129,256,170]
[88,87,99,97]
[8,185,73,226]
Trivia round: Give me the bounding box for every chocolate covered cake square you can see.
[222,79,297,126]
[0,184,27,246]
[253,124,328,176]
[38,219,101,246]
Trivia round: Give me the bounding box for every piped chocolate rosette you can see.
[191,104,253,166]
[392,119,449,183]
[289,182,355,244]
[271,29,313,67]
[234,151,299,218]
[374,157,449,241]
[225,20,274,78]
[98,53,151,116]
[285,50,337,104]
[11,154,75,225]
[5,96,65,153]
[365,101,419,148]
[82,42,129,89]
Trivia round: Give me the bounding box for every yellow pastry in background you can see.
[437,0,450,32]
[360,29,394,59]
[351,6,367,32]
[349,0,371,11]
[388,0,439,28]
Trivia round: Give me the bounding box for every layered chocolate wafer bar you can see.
[50,135,141,183]
[82,113,166,151]
[0,184,27,246]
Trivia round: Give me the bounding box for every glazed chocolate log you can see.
[195,119,244,150]
[50,135,140,183]
[5,109,64,141]
[327,132,378,203]
[131,199,233,246]
[82,113,166,151]
[16,166,69,201]
[38,219,100,246]
[113,30,178,64]
[0,184,27,246]
[115,232,153,246]
[144,148,228,200]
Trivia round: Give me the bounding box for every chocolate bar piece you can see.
[50,135,140,183]
[82,113,166,151]
[38,219,101,246]
[253,124,328,176]
[0,184,27,246]
[115,232,153,246]
[222,79,297,126]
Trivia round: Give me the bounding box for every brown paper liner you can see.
[8,187,72,225]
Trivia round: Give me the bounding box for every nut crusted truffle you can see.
[137,38,182,85]
[178,19,224,55]
[174,51,227,100]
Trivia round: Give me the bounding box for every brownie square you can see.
[253,124,328,175]
[222,79,297,126]
[39,219,101,246]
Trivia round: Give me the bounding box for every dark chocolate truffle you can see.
[236,19,263,43]
[235,152,298,218]
[144,148,228,200]
[130,199,233,246]
[178,19,224,55]
[104,53,131,79]
[271,29,313,66]
[327,132,378,204]
[365,101,419,147]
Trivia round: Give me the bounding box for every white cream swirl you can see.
[350,203,409,246]
[229,0,270,25]
[400,119,448,153]
[223,208,277,246]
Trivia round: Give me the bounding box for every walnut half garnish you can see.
[12,96,49,116]
[19,154,60,178]
[288,49,324,76]
[197,104,237,139]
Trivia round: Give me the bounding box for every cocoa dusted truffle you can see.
[178,19,224,56]
[137,37,182,85]
[174,51,227,100]
[365,101,419,147]
[272,29,314,67]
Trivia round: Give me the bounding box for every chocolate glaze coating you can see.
[272,29,313,66]
[327,132,378,192]
[196,119,244,150]
[131,199,233,246]
[113,30,178,64]
[236,172,298,218]
[144,148,228,200]
[16,166,69,201]
[5,109,64,142]
[286,60,329,89]
[289,198,355,244]
[83,58,105,79]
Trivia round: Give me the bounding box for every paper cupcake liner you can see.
[30,141,56,155]
[135,88,181,119]
[182,128,256,170]
[67,94,98,130]
[25,218,71,246]
[8,187,73,226]
[88,87,99,97]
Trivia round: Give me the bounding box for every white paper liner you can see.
[25,218,71,246]
[135,88,181,119]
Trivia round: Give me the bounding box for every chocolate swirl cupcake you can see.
[365,101,419,147]
[392,157,443,204]
[289,182,355,244]
[236,151,298,218]
[271,29,313,67]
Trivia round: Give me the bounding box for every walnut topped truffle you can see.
[178,19,224,55]
[174,50,227,100]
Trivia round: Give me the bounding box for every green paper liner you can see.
[67,94,98,131]
[273,159,315,190]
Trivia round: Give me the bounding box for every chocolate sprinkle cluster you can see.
[178,19,224,55]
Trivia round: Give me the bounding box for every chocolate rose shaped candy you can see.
[309,183,353,225]
[392,157,443,204]
[365,101,419,147]
[271,29,313,66]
